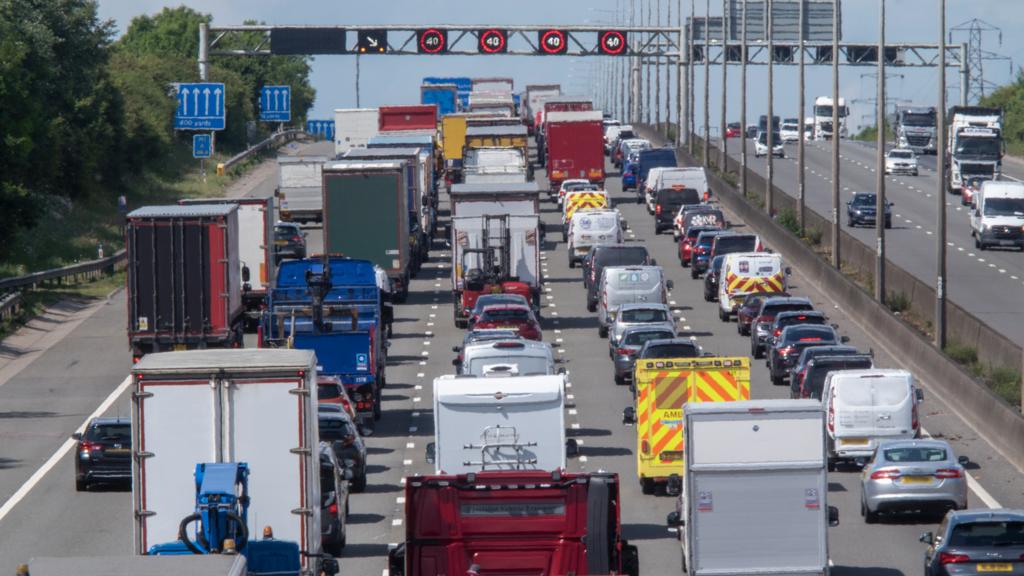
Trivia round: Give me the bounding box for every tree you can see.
[981,70,1024,156]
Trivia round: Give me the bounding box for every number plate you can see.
[173,344,188,351]
[841,438,868,446]
[107,448,130,454]
[999,240,1016,246]
[275,239,289,246]
[899,475,932,484]
[977,564,1012,572]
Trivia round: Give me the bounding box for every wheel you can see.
[569,257,576,269]
[771,372,785,386]
[640,478,656,495]
[885,220,892,230]
[862,499,879,524]
[718,308,729,322]
[75,477,88,492]
[351,472,367,493]
[690,268,699,280]
[976,236,985,251]
[827,457,836,472]
[752,344,763,360]
[614,374,625,386]
[373,397,382,421]
[587,301,597,313]
[847,217,854,227]
[598,325,608,338]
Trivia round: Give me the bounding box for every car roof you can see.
[642,337,698,348]
[763,296,813,306]
[946,509,1024,523]
[90,417,130,426]
[799,345,859,359]
[622,325,675,336]
[617,302,671,312]
[779,325,836,341]
[776,310,826,320]
[464,339,552,354]
[876,438,952,451]
[481,303,531,312]
[465,329,521,342]
[696,230,725,239]
[808,354,872,367]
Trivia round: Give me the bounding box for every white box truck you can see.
[668,400,838,576]
[333,108,379,156]
[428,374,571,474]
[130,349,321,571]
[277,156,327,223]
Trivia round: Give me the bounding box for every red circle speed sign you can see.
[539,29,568,55]
[598,30,627,55]
[418,28,447,54]
[479,29,507,54]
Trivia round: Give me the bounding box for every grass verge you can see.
[0,271,125,341]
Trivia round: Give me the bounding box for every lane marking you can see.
[921,426,1002,509]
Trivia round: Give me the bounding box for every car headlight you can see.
[854,209,862,215]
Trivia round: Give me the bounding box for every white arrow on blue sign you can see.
[192,134,213,158]
[175,82,226,130]
[305,120,335,141]
[260,85,291,122]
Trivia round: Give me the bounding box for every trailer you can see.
[523,84,562,134]
[420,84,459,117]
[277,156,328,224]
[333,108,379,156]
[379,105,438,132]
[20,556,248,576]
[545,110,605,192]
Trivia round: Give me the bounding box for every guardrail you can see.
[0,249,127,325]
[216,129,304,176]
[0,291,21,323]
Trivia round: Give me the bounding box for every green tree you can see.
[981,71,1024,156]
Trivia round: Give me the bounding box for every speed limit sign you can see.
[598,30,627,55]
[478,29,507,54]
[537,29,568,55]
[417,28,447,54]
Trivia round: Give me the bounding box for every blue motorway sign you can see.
[175,82,226,130]
[306,119,335,141]
[260,85,291,122]
[192,134,213,158]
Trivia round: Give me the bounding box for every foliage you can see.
[854,120,892,142]
[980,70,1024,157]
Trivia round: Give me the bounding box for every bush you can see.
[776,208,800,236]
[887,291,911,313]
[944,343,979,366]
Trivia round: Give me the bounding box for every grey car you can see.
[608,303,676,351]
[920,509,1024,575]
[612,326,676,385]
[861,439,968,523]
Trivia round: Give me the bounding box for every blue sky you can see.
[98,1,1023,133]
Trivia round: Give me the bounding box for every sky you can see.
[97,0,1024,133]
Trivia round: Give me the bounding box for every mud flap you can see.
[585,475,612,575]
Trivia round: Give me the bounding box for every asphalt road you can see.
[1,139,1023,574]
[718,135,1024,344]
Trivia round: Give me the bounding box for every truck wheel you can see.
[373,398,382,421]
[569,257,575,269]
[598,325,608,338]
[640,478,655,495]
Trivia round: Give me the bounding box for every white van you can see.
[970,180,1024,251]
[457,339,558,377]
[596,266,673,338]
[717,252,787,321]
[567,209,623,267]
[822,369,923,467]
[646,167,709,214]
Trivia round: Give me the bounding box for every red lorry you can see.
[388,471,640,576]
[379,105,438,132]
[544,110,605,193]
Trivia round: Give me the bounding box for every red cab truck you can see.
[545,110,605,193]
[125,205,244,361]
[379,105,438,132]
[388,471,639,576]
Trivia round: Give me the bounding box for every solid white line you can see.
[0,375,132,524]
[921,426,1002,509]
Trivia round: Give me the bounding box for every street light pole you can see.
[741,0,748,198]
[689,0,696,154]
[719,0,728,171]
[766,0,775,214]
[645,0,652,124]
[935,0,947,348]
[797,0,806,234]
[631,0,642,123]
[831,0,841,268]
[875,0,887,304]
[703,0,710,167]
[655,0,662,130]
[666,0,673,136]
[679,0,688,148]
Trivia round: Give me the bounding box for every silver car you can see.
[608,303,676,352]
[861,439,968,523]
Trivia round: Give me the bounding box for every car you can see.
[861,439,968,523]
[274,222,307,262]
[767,310,830,347]
[557,179,599,205]
[709,232,762,262]
[608,303,676,351]
[319,442,351,555]
[457,339,557,377]
[735,292,790,336]
[583,244,653,311]
[745,125,759,139]
[961,175,991,207]
[605,124,636,154]
[750,296,815,359]
[673,205,723,242]
[690,230,725,279]
[768,325,845,386]
[754,131,785,158]
[635,337,702,368]
[787,344,861,396]
[920,509,1024,574]
[652,187,703,235]
[467,293,531,329]
[780,121,801,143]
[725,122,742,138]
[473,304,543,341]
[452,328,523,370]
[797,353,874,400]
[612,326,677,385]
[318,375,358,421]
[73,417,131,491]
[847,192,893,228]
[318,405,368,492]
[703,255,726,302]
[678,225,721,267]
[885,147,919,176]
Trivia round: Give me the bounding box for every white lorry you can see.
[333,108,379,156]
[427,374,571,474]
[463,147,529,184]
[947,106,1004,194]
[668,400,839,576]
[277,156,327,223]
[130,349,321,571]
[21,556,248,576]
[812,96,849,140]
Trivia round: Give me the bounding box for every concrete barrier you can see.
[659,130,1024,469]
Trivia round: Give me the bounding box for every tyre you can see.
[76,477,88,492]
[351,472,367,493]
[847,217,855,227]
[885,220,892,230]
[587,301,597,313]
[752,344,763,360]
[640,478,656,495]
[569,257,576,269]
[862,500,879,524]
[718,307,729,322]
[771,372,785,386]
[690,268,699,280]
[614,374,625,386]
[373,397,382,421]
[598,325,608,338]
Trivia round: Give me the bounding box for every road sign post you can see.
[175,82,226,130]
[260,85,292,123]
[193,133,213,158]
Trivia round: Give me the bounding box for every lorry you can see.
[178,198,275,331]
[423,76,472,109]
[130,349,325,575]
[895,106,938,154]
[420,84,459,117]
[523,84,562,134]
[277,156,328,224]
[322,160,412,301]
[471,77,514,94]
[946,105,1004,194]
[622,357,751,495]
[537,97,595,162]
[812,96,849,140]
[379,104,438,132]
[667,400,839,576]
[467,92,516,117]
[388,471,639,576]
[19,556,251,576]
[465,124,529,155]
[333,108,379,157]
[545,110,605,193]
[368,133,441,192]
[463,147,529,184]
[126,205,244,361]
[261,257,388,423]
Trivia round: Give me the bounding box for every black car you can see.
[652,187,702,234]
[612,328,677,385]
[274,222,307,261]
[636,338,702,362]
[750,296,815,358]
[583,245,652,312]
[73,417,131,491]
[318,405,368,492]
[846,192,893,228]
[319,442,350,555]
[798,354,874,400]
[768,310,830,344]
[768,325,845,386]
[788,345,861,397]
[710,233,760,261]
[703,255,726,302]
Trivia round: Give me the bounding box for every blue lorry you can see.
[262,258,388,423]
[420,84,459,117]
[423,76,472,109]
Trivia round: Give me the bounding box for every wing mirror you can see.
[452,346,462,353]
[241,266,251,283]
[565,438,580,457]
[666,279,675,291]
[425,442,436,464]
[958,455,970,466]
[785,267,792,276]
[622,406,636,424]
[840,336,850,343]
[359,426,374,437]
[557,367,567,375]
[322,558,340,576]
[71,432,82,441]
[666,511,683,527]
[919,531,934,545]
[915,388,925,403]
[650,258,658,266]
[451,358,460,366]
[828,506,840,527]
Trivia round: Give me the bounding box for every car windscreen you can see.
[851,195,876,207]
[643,344,699,358]
[883,446,947,463]
[713,235,757,254]
[778,315,826,328]
[275,227,299,239]
[781,326,835,344]
[624,330,675,346]
[618,130,635,140]
[480,309,530,322]
[468,355,549,376]
[87,424,131,443]
[889,150,914,159]
[319,416,355,441]
[317,383,343,400]
[620,308,669,323]
[983,197,1024,217]
[763,302,814,317]
[657,188,701,208]
[474,295,527,313]
[948,521,1024,548]
[595,247,649,268]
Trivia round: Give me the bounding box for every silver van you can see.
[596,266,673,338]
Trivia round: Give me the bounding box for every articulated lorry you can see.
[420,84,459,117]
[523,84,562,134]
[812,96,849,140]
[545,111,605,193]
[379,105,438,132]
[20,556,250,576]
[537,97,594,163]
[895,106,938,154]
[125,205,244,361]
[667,400,838,576]
[463,147,529,184]
[947,105,1004,194]
[333,108,379,157]
[423,76,472,109]
[277,156,328,224]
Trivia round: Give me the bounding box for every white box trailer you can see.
[673,400,836,576]
[23,555,247,576]
[450,214,541,294]
[431,374,566,474]
[278,156,327,223]
[333,108,379,156]
[131,349,321,567]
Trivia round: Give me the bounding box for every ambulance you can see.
[622,357,750,495]
[560,189,609,241]
[717,252,788,322]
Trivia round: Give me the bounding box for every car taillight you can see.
[328,502,339,515]
[912,402,919,430]
[870,468,901,480]
[655,205,662,215]
[616,347,633,356]
[934,469,963,479]
[292,235,302,242]
[779,346,795,357]
[827,398,835,433]
[80,441,103,456]
[938,552,970,565]
[773,328,782,337]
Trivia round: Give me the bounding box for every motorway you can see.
[717,135,1024,344]
[1,139,1023,575]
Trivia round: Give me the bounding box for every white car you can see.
[780,122,801,143]
[754,131,785,158]
[884,148,919,176]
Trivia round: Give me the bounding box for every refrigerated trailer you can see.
[333,108,379,156]
[277,155,328,223]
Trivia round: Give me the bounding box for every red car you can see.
[725,123,742,138]
[678,225,722,267]
[473,304,543,341]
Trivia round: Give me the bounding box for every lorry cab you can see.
[822,369,923,468]
[717,252,787,320]
[970,180,1024,251]
[597,266,673,337]
[457,339,557,377]
[568,209,623,267]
